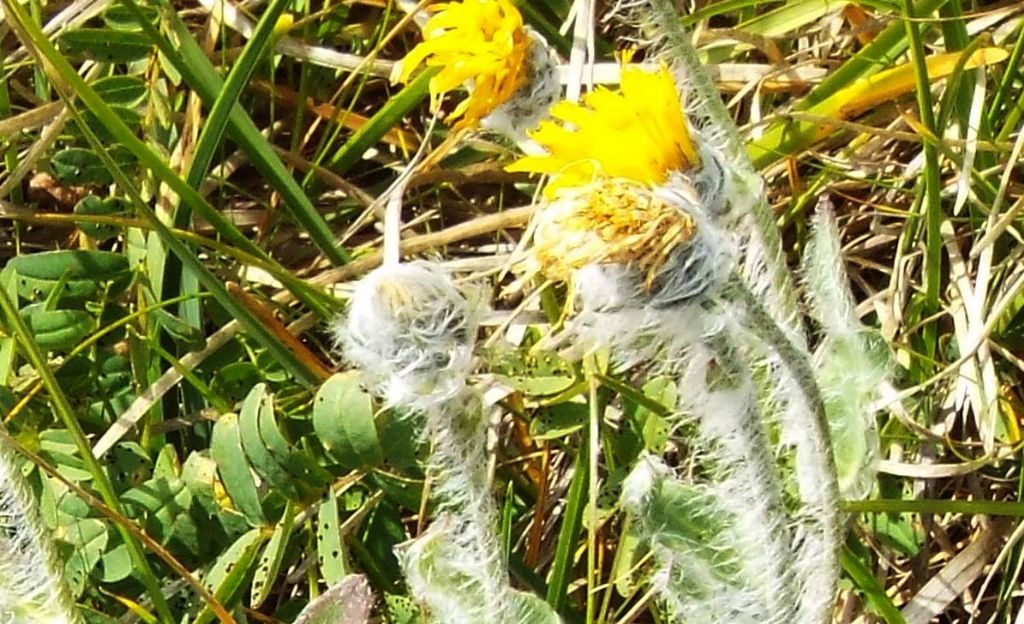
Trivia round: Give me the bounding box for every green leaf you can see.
[74,195,128,241]
[80,106,143,142]
[58,28,153,62]
[211,412,267,526]
[314,372,383,469]
[530,403,586,440]
[51,147,115,185]
[254,386,333,487]
[250,504,294,608]
[18,304,92,352]
[329,68,435,174]
[840,546,907,624]
[383,593,423,624]
[91,75,147,107]
[509,590,561,624]
[151,307,206,350]
[99,543,133,583]
[238,383,305,501]
[636,377,675,454]
[122,0,351,267]
[317,487,348,586]
[101,3,158,30]
[61,518,109,597]
[121,477,194,548]
[508,375,576,397]
[195,528,266,624]
[5,250,131,304]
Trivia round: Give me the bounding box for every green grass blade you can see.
[903,0,943,363]
[184,0,346,266]
[10,1,333,320]
[987,20,1024,129]
[840,546,908,624]
[327,67,435,174]
[120,0,350,265]
[844,499,1024,516]
[546,439,588,613]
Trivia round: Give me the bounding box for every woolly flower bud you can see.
[335,262,478,412]
[530,177,731,307]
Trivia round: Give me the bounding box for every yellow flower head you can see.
[508,64,699,195]
[529,179,698,287]
[392,0,531,129]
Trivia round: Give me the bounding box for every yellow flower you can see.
[508,64,699,195]
[530,179,698,287]
[392,0,531,129]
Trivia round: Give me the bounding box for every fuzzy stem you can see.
[627,0,807,346]
[402,397,515,624]
[0,433,82,624]
[725,276,841,624]
[693,337,802,623]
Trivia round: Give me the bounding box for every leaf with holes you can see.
[194,528,265,624]
[18,304,92,352]
[317,487,348,586]
[530,403,587,440]
[294,574,374,624]
[384,593,423,624]
[250,505,294,608]
[4,249,131,305]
